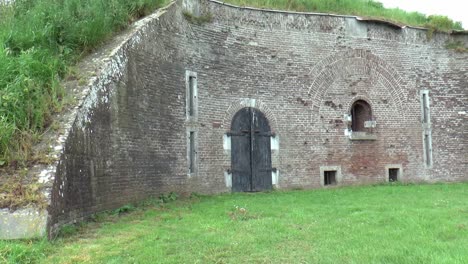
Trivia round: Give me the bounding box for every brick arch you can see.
[222,98,278,133]
[347,95,374,115]
[307,49,406,112]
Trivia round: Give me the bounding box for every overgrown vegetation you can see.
[445,40,468,53]
[0,0,168,168]
[225,0,464,31]
[1,183,467,263]
[0,173,47,209]
[183,10,213,25]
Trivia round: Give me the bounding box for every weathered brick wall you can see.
[48,0,467,235]
[182,0,467,191]
[48,3,190,236]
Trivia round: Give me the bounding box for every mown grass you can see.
[0,0,168,168]
[225,0,464,31]
[1,183,467,263]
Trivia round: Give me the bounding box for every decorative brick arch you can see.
[307,49,406,112]
[347,95,374,115]
[222,98,278,133]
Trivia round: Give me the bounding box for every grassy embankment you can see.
[1,183,467,263]
[0,0,168,169]
[225,0,464,31]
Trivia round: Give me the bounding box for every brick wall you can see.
[48,0,467,235]
[183,0,467,191]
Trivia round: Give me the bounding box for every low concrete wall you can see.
[0,208,47,239]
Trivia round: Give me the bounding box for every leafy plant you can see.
[113,204,136,215]
[57,224,79,238]
[159,192,179,203]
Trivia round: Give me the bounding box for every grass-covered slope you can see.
[225,0,464,31]
[0,0,167,168]
[1,183,467,263]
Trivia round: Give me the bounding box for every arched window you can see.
[351,100,372,132]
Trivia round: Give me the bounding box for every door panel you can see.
[251,109,272,191]
[231,108,252,192]
[231,107,272,192]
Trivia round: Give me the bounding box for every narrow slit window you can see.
[424,132,432,167]
[389,168,399,182]
[189,131,196,174]
[324,171,337,186]
[422,93,428,123]
[421,91,430,124]
[189,76,195,117]
[421,91,432,167]
[186,71,197,119]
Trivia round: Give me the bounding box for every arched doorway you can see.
[230,107,272,192]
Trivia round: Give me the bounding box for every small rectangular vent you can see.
[324,171,337,186]
[389,168,399,182]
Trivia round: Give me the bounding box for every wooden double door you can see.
[230,108,272,192]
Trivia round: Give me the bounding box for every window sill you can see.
[349,132,377,141]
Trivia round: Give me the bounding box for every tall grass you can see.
[225,0,464,30]
[0,0,167,166]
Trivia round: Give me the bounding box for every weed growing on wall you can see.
[183,11,213,25]
[0,0,168,168]
[425,15,464,40]
[445,41,468,53]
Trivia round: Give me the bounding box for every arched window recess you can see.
[347,100,377,140]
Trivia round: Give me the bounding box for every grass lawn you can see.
[1,183,467,263]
